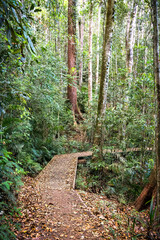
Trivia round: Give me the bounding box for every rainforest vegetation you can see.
[0,0,160,239]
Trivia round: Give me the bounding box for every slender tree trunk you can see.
[122,2,138,148]
[54,19,58,53]
[126,1,138,75]
[88,2,93,103]
[103,2,106,37]
[79,0,85,88]
[152,0,160,218]
[95,4,101,92]
[68,0,83,122]
[45,26,49,44]
[134,7,141,77]
[94,0,114,145]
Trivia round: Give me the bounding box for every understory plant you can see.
[145,197,160,239]
[76,147,154,203]
[0,142,25,240]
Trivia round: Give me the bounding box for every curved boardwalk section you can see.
[35,152,108,239]
[36,152,92,192]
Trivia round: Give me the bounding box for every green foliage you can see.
[127,216,144,239]
[0,143,24,240]
[0,0,157,237]
[0,2,74,236]
[126,198,160,239]
[1,22,73,171]
[22,45,74,163]
[76,147,154,202]
[148,197,157,229]
[145,197,160,238]
[76,172,88,191]
[0,0,37,53]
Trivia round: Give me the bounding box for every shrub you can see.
[0,143,24,240]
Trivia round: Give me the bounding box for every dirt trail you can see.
[34,152,108,239]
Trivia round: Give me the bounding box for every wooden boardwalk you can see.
[35,151,109,239]
[34,149,150,239]
[36,148,152,189]
[36,151,92,192]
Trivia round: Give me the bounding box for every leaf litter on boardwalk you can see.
[13,176,150,240]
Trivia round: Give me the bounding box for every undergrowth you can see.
[0,143,25,240]
[76,148,154,204]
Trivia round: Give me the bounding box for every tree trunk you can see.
[134,6,141,78]
[88,2,93,104]
[95,4,101,92]
[79,0,85,88]
[122,2,138,148]
[134,166,156,211]
[152,0,160,218]
[93,0,114,145]
[68,0,83,122]
[135,0,160,213]
[126,1,138,75]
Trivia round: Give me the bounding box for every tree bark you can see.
[93,0,114,145]
[126,1,138,75]
[79,0,85,88]
[152,0,160,218]
[122,2,138,148]
[134,6,141,78]
[134,166,156,211]
[95,4,101,92]
[68,0,83,122]
[88,2,93,103]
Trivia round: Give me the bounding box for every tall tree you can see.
[88,1,93,103]
[79,0,85,88]
[68,0,82,122]
[95,3,102,92]
[152,0,160,218]
[134,0,160,212]
[125,1,138,75]
[94,0,115,145]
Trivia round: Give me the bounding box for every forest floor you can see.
[13,151,152,240]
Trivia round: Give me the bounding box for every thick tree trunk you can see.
[68,0,83,122]
[88,2,93,103]
[95,4,101,92]
[152,0,160,217]
[94,0,114,145]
